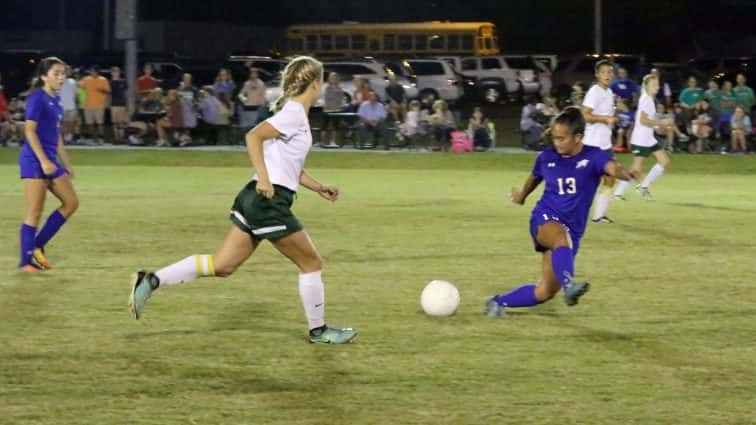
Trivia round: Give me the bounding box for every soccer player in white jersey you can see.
[581,60,619,223]
[128,57,357,344]
[613,74,672,201]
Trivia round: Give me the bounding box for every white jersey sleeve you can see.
[266,106,301,141]
[582,86,601,111]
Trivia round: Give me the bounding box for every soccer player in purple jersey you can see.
[485,108,637,317]
[17,57,79,272]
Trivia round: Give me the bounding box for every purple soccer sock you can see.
[551,246,575,288]
[35,210,67,249]
[494,284,541,307]
[19,224,37,267]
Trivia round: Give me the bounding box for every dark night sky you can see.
[3,0,756,58]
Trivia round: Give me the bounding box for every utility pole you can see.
[594,0,603,55]
[103,0,111,51]
[115,0,138,115]
[58,0,66,31]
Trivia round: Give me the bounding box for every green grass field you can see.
[1,149,755,424]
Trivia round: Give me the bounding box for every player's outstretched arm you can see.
[605,161,639,181]
[511,174,542,205]
[300,171,339,202]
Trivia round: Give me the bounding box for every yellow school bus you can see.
[285,22,499,58]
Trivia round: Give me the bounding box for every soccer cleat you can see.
[129,271,159,320]
[614,194,626,201]
[484,297,506,317]
[563,281,590,306]
[591,216,614,224]
[19,263,44,272]
[308,325,358,344]
[635,185,653,201]
[32,248,53,269]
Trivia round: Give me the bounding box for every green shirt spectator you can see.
[720,82,737,116]
[733,73,755,111]
[679,87,704,108]
[704,80,721,111]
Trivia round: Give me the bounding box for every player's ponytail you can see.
[551,106,585,136]
[271,56,323,113]
[30,56,66,89]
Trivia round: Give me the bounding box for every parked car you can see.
[227,56,288,77]
[552,53,645,101]
[264,68,355,110]
[438,55,537,103]
[404,59,463,104]
[501,55,557,96]
[322,60,418,102]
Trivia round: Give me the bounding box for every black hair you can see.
[31,56,66,89]
[551,106,585,136]
[594,59,613,73]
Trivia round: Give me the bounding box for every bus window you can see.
[369,39,379,51]
[384,34,395,50]
[320,35,332,51]
[335,35,349,50]
[484,38,493,51]
[447,34,459,50]
[352,34,366,50]
[398,34,412,50]
[306,35,317,51]
[288,38,304,52]
[415,35,428,50]
[429,34,444,50]
[462,35,474,51]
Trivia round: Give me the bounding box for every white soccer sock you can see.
[592,193,613,220]
[641,164,665,188]
[299,271,325,330]
[155,255,215,287]
[614,179,634,197]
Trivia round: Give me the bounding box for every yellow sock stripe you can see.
[195,255,203,275]
[207,255,215,276]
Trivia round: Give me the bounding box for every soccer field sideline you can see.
[1,151,755,424]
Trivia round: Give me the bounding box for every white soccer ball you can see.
[421,280,460,317]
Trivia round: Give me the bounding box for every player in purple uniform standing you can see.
[485,107,637,317]
[17,57,79,272]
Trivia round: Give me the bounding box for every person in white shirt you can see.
[59,65,79,142]
[613,73,672,202]
[581,60,619,223]
[128,56,357,345]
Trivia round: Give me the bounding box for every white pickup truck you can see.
[437,55,556,103]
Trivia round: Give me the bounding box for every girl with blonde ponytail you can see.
[613,73,673,201]
[129,56,358,345]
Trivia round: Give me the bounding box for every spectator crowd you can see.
[2,59,753,153]
[521,66,755,154]
[0,62,495,152]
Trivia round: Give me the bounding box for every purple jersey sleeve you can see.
[531,152,544,180]
[25,90,43,122]
[592,148,613,177]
